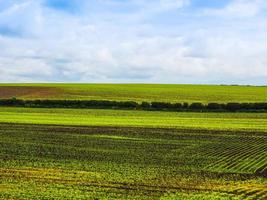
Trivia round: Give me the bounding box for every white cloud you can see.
[203,0,266,18]
[0,0,43,37]
[132,0,190,13]
[0,0,267,84]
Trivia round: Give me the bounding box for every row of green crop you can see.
[1,98,267,112]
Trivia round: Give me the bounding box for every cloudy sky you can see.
[0,0,267,84]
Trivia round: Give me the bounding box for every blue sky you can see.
[0,0,267,84]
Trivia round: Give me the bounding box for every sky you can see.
[0,0,267,84]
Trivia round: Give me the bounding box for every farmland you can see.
[1,83,267,103]
[0,84,267,199]
[1,123,266,199]
[0,106,267,199]
[1,107,267,131]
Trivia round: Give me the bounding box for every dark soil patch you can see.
[0,86,61,99]
[255,164,267,178]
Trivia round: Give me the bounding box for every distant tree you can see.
[226,103,242,111]
[207,103,223,110]
[151,102,173,110]
[173,103,182,110]
[140,102,151,109]
[182,102,189,109]
[189,102,204,110]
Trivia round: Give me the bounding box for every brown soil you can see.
[0,86,61,99]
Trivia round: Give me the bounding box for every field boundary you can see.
[1,98,267,112]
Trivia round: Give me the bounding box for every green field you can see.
[0,107,267,199]
[1,123,266,199]
[1,107,267,131]
[0,84,267,199]
[1,83,267,103]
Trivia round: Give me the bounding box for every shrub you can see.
[252,103,267,110]
[182,102,189,109]
[240,103,253,110]
[173,103,182,110]
[140,102,151,109]
[119,101,138,108]
[207,103,223,110]
[151,102,174,110]
[1,98,267,112]
[226,103,242,111]
[189,103,204,110]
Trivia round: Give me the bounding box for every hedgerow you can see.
[1,98,267,112]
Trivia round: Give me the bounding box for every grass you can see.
[0,124,266,199]
[1,83,267,103]
[1,107,267,131]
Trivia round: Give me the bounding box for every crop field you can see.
[1,83,267,103]
[1,107,267,131]
[1,123,266,199]
[0,84,267,199]
[0,106,266,199]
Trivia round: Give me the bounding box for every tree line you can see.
[1,98,267,112]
